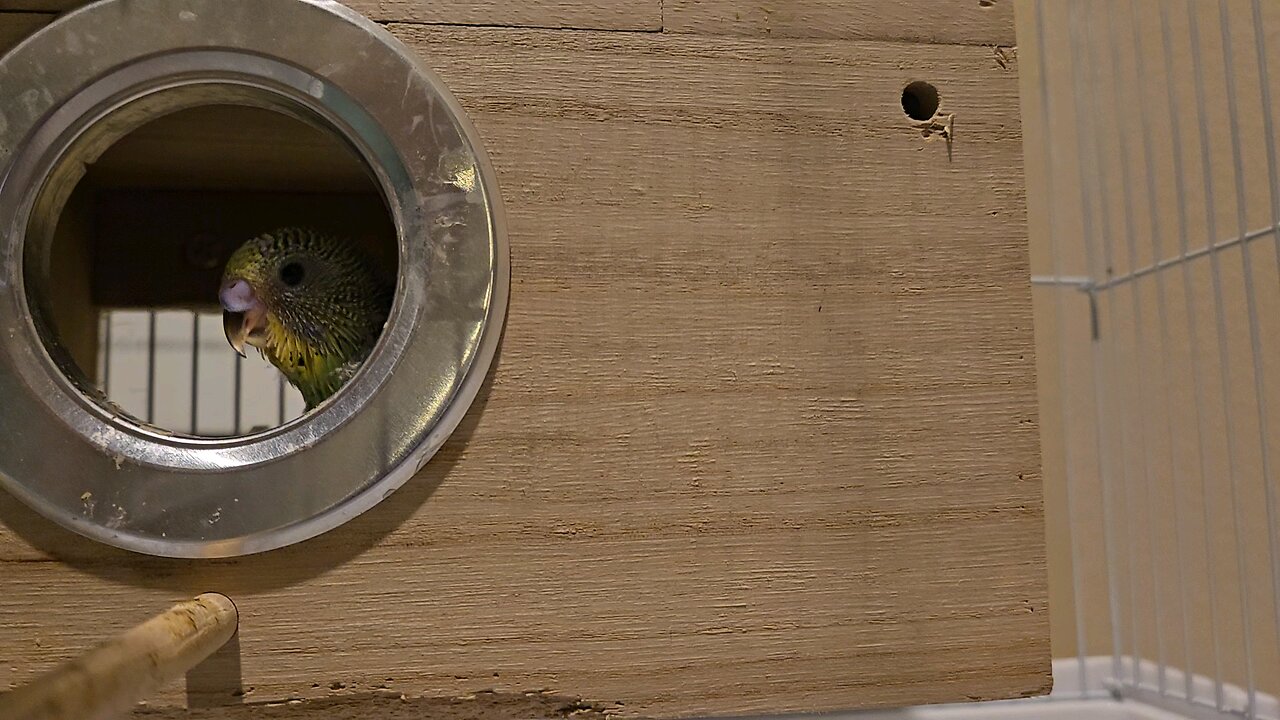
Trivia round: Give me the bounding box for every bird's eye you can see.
[279,262,305,287]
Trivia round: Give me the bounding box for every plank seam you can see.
[375,19,661,34]
[2,11,1014,47]
[659,26,1015,47]
[378,21,1018,51]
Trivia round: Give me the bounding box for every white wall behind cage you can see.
[1019,0,1280,718]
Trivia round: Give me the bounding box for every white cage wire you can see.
[1022,0,1280,719]
[96,310,306,436]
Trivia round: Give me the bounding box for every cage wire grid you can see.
[1027,1,1280,719]
[96,310,305,437]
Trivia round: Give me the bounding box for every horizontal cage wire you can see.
[95,310,306,437]
[1027,1,1280,719]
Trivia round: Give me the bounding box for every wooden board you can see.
[342,0,658,31]
[0,2,65,12]
[1,0,1012,42]
[0,10,1046,720]
[91,190,396,308]
[664,0,1016,45]
[86,105,378,194]
[0,1,660,31]
[0,1,1016,52]
[0,11,47,53]
[68,104,396,309]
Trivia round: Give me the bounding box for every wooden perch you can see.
[0,593,238,720]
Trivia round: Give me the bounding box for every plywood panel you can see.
[47,175,98,377]
[0,2,64,11]
[91,191,396,309]
[0,1,658,31]
[89,106,377,193]
[0,16,1043,720]
[663,0,1016,45]
[343,0,658,31]
[0,11,48,53]
[0,2,1012,46]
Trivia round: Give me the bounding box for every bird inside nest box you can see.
[0,0,507,557]
[39,104,399,383]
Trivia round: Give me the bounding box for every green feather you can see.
[222,228,393,410]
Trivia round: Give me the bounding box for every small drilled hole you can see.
[901,81,940,122]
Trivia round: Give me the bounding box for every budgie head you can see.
[219,227,393,409]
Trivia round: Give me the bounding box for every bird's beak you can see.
[223,311,249,357]
[220,279,267,358]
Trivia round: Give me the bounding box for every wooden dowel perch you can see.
[0,593,238,720]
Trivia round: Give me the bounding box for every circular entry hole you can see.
[25,101,399,438]
[901,81,941,122]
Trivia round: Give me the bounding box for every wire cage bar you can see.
[1025,0,1280,718]
[96,309,305,437]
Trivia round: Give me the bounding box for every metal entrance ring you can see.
[0,0,508,557]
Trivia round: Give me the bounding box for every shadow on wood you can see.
[132,690,616,720]
[186,631,243,709]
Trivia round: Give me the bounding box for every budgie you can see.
[219,227,393,410]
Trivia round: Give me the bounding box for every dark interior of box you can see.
[44,105,398,383]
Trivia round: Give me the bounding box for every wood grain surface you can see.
[342,0,659,31]
[0,0,1014,41]
[0,2,66,12]
[0,1,660,31]
[0,11,44,52]
[664,0,1016,45]
[0,5,1046,719]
